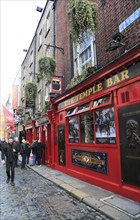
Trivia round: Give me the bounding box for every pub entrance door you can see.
[118,103,140,187]
[58,124,66,166]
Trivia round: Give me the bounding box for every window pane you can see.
[80,113,94,143]
[78,103,90,112]
[68,117,79,143]
[93,95,110,107]
[67,108,77,115]
[80,34,90,51]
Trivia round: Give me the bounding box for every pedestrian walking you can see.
[26,141,31,164]
[30,139,38,166]
[1,137,18,186]
[36,139,45,166]
[20,139,28,169]
[13,137,20,167]
[0,137,7,162]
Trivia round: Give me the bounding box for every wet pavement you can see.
[0,162,111,220]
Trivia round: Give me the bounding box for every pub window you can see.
[93,94,111,108]
[68,116,79,143]
[67,107,77,116]
[78,102,90,112]
[80,112,94,143]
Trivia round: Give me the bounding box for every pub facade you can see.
[50,44,140,202]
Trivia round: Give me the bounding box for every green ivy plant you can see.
[68,0,97,44]
[19,118,24,125]
[71,69,88,86]
[25,115,31,122]
[38,56,56,80]
[25,82,37,102]
[21,96,25,102]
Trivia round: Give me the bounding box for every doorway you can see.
[118,103,140,187]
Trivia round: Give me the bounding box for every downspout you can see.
[51,0,56,168]
[52,0,56,58]
[33,33,37,81]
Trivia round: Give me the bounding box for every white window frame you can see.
[73,33,97,75]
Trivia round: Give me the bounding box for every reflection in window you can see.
[78,103,90,112]
[67,108,77,115]
[80,113,94,143]
[68,117,79,143]
[93,95,110,107]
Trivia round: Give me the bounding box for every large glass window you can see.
[67,94,115,145]
[80,113,94,143]
[68,116,79,143]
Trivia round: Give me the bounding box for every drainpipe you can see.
[33,33,37,81]
[52,0,56,58]
[33,32,37,116]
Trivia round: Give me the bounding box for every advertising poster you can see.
[95,107,116,144]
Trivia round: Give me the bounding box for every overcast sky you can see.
[0,0,46,106]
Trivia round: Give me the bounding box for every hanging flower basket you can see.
[68,0,97,44]
[25,82,37,102]
[38,56,56,80]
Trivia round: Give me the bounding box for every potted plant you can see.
[68,0,97,44]
[38,56,56,80]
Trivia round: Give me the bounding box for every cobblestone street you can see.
[0,162,111,220]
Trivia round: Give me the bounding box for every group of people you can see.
[0,137,45,186]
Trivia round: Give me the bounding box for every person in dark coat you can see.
[13,137,20,167]
[0,137,7,161]
[26,141,31,164]
[2,137,18,186]
[36,139,45,166]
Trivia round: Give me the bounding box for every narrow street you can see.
[0,162,111,220]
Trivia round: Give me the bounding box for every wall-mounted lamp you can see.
[23,49,28,52]
[44,43,64,54]
[36,6,43,12]
[106,32,125,52]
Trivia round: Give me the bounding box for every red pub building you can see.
[50,45,140,202]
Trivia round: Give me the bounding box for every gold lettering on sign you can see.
[114,75,121,84]
[97,82,103,91]
[107,70,129,88]
[62,69,130,108]
[87,88,93,96]
[106,78,113,87]
[121,70,129,80]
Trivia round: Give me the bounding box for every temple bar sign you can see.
[58,62,140,110]
[35,116,50,126]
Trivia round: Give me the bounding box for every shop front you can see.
[35,113,52,166]
[18,124,26,143]
[51,45,140,202]
[25,122,34,146]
